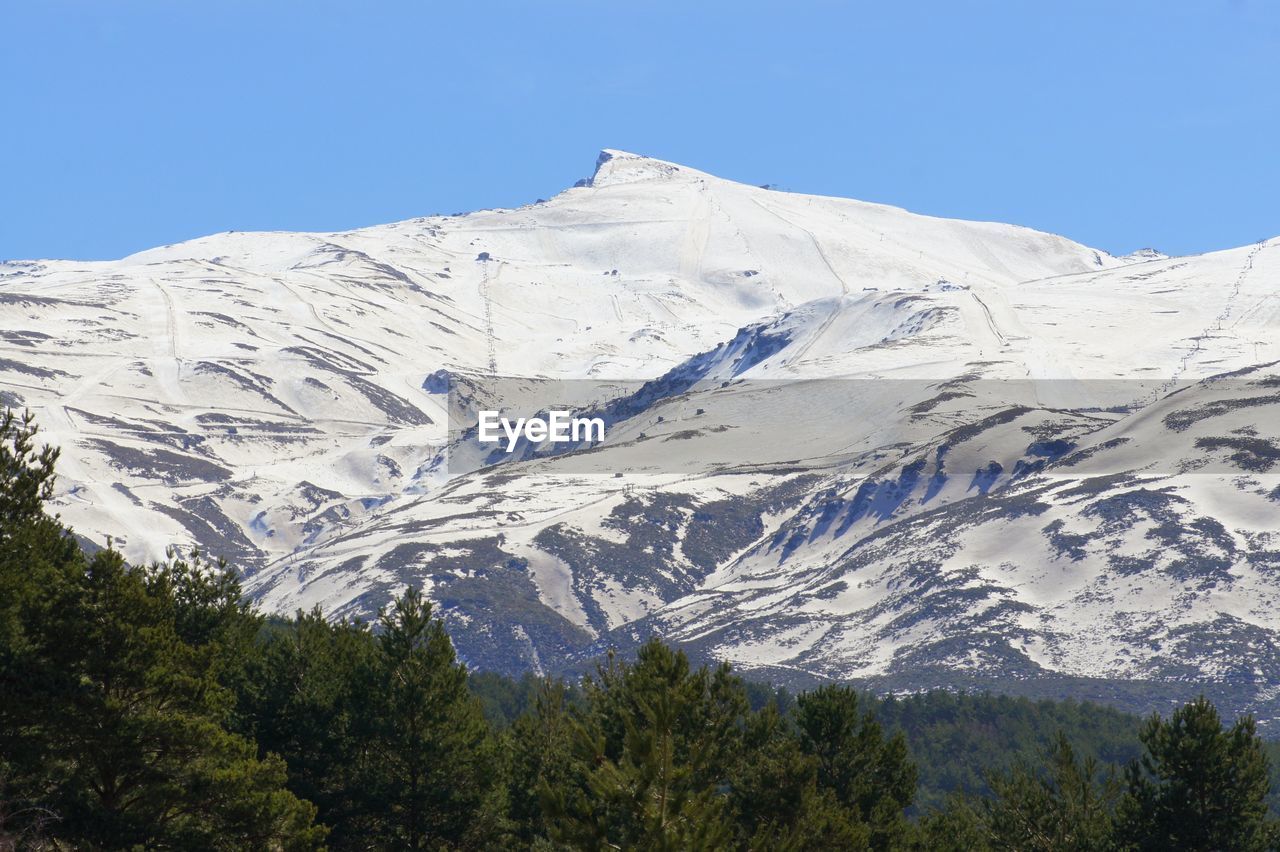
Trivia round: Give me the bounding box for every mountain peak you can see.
[1120,247,1168,262]
[584,149,691,188]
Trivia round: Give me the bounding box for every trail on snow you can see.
[1160,240,1267,394]
[478,259,499,376]
[748,198,852,367]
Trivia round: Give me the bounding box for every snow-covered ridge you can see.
[3,149,1279,720]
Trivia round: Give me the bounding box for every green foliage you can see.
[506,677,577,845]
[794,685,917,849]
[471,668,573,727]
[872,689,1143,811]
[0,409,59,536]
[49,549,321,849]
[238,607,378,846]
[925,697,1280,852]
[907,795,988,852]
[728,704,870,849]
[361,587,505,848]
[8,407,1280,851]
[1118,695,1278,851]
[0,409,323,849]
[0,410,81,840]
[981,732,1120,851]
[522,643,922,850]
[239,593,507,850]
[0,409,81,748]
[540,642,746,850]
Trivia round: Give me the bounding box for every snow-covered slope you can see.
[3,150,1278,719]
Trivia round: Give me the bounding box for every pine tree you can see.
[908,795,990,852]
[0,409,59,538]
[0,408,325,849]
[238,608,378,848]
[981,732,1119,851]
[506,676,576,844]
[542,641,746,850]
[0,409,81,843]
[729,704,870,849]
[48,549,324,848]
[355,586,505,849]
[793,684,917,850]
[1118,696,1278,851]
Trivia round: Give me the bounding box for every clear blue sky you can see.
[3,0,1278,261]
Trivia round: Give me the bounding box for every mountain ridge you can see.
[3,149,1278,722]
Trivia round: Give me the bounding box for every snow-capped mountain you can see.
[3,150,1278,721]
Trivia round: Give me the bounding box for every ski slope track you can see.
[5,150,1280,722]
